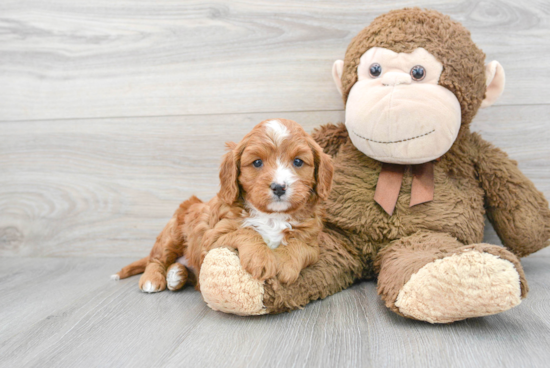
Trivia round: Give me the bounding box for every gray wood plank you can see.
[0,257,549,368]
[0,258,209,368]
[0,0,549,121]
[0,257,128,344]
[2,106,550,258]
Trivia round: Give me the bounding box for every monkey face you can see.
[342,47,461,165]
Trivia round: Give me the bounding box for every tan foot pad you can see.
[395,250,522,323]
[199,247,267,316]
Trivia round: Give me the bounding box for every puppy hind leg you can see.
[140,218,184,293]
[166,262,189,291]
[140,248,184,293]
[140,262,168,293]
[138,196,201,293]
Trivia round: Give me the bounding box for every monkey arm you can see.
[472,133,550,257]
[311,122,349,157]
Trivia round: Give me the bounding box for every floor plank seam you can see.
[1,102,549,124]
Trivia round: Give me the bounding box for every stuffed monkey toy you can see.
[197,8,550,323]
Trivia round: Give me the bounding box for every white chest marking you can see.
[242,204,293,249]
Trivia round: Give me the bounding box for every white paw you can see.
[166,267,183,290]
[141,281,162,293]
[110,274,120,281]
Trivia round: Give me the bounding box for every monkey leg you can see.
[375,231,528,323]
[199,231,362,315]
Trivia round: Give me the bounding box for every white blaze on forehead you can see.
[265,119,290,146]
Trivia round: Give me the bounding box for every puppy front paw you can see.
[276,260,302,285]
[273,249,303,285]
[240,247,277,281]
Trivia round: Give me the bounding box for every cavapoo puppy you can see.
[112,119,334,292]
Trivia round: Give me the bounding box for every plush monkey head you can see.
[332,8,505,165]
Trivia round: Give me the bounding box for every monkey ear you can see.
[218,143,240,205]
[481,61,505,108]
[332,60,344,96]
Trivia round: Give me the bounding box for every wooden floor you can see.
[1,1,550,367]
[1,256,550,368]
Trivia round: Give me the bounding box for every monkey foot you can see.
[395,249,522,323]
[200,247,267,316]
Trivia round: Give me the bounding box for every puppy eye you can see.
[369,63,382,78]
[252,159,263,168]
[410,65,426,81]
[293,158,304,167]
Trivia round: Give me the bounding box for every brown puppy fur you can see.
[113,119,333,292]
[226,9,550,319]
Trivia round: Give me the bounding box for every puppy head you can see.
[219,119,333,213]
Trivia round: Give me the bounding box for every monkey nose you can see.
[381,72,412,86]
[270,183,286,197]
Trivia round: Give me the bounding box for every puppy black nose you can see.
[271,183,286,197]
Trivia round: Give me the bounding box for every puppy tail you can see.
[111,256,149,280]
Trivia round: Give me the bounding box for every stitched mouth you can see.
[352,129,435,144]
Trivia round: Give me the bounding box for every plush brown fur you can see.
[255,9,550,316]
[115,119,333,290]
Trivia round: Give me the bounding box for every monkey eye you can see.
[369,63,382,78]
[410,65,426,81]
[252,159,263,168]
[293,158,304,168]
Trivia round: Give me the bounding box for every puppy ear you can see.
[219,142,240,204]
[310,138,334,201]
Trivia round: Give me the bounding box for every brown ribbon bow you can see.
[373,162,435,216]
